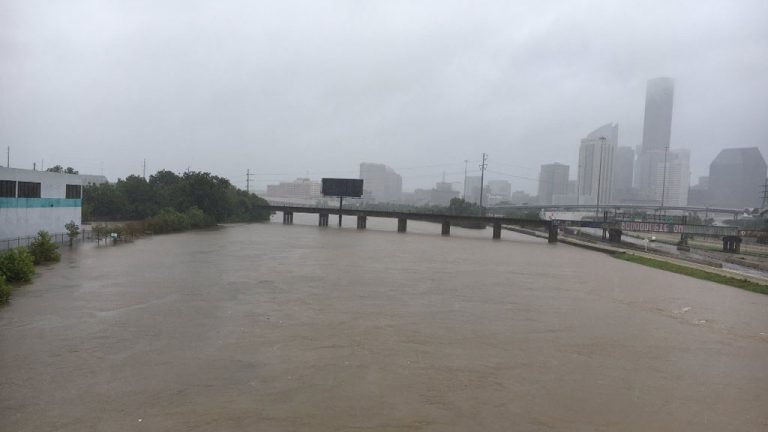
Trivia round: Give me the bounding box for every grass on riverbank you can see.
[612,252,768,295]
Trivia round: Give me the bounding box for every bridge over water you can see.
[258,205,560,242]
[259,205,766,252]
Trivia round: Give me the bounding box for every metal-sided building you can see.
[0,167,108,240]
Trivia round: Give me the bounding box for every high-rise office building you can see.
[655,149,690,206]
[577,123,617,205]
[464,176,482,204]
[636,77,675,200]
[612,146,635,202]
[359,163,403,203]
[537,163,569,205]
[708,147,767,208]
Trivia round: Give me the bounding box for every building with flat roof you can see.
[359,163,402,203]
[612,146,635,202]
[655,149,690,206]
[537,163,569,205]
[0,167,108,240]
[265,178,321,199]
[577,123,617,205]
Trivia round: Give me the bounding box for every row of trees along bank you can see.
[83,170,271,224]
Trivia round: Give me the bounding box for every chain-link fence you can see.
[0,230,95,251]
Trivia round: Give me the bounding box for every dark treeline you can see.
[83,170,270,224]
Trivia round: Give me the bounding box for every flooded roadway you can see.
[1,215,767,431]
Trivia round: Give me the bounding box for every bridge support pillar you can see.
[282,212,293,225]
[356,215,367,230]
[722,235,742,253]
[441,220,451,236]
[547,222,558,243]
[319,213,329,227]
[397,218,407,233]
[492,222,502,240]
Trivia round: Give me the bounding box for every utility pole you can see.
[6,146,9,168]
[660,143,669,212]
[246,169,256,193]
[478,153,488,214]
[463,160,468,199]
[595,137,605,217]
[761,178,768,209]
[142,159,146,179]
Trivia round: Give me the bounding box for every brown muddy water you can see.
[1,214,767,431]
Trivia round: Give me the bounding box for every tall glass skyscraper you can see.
[636,77,675,201]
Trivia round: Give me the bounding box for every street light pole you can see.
[463,160,468,199]
[595,137,606,217]
[660,145,669,213]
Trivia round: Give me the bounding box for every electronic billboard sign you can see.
[321,178,363,197]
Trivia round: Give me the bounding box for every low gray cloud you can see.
[2,0,766,192]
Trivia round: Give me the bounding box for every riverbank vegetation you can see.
[0,231,63,304]
[612,252,768,295]
[83,170,271,225]
[28,231,61,264]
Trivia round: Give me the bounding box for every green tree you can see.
[116,175,158,220]
[46,165,78,174]
[28,231,61,264]
[0,248,35,283]
[83,182,126,221]
[447,198,481,216]
[65,220,80,246]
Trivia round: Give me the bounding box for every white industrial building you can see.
[0,167,108,240]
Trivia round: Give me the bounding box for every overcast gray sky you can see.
[1,0,767,193]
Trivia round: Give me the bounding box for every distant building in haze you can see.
[420,178,460,206]
[359,163,402,203]
[266,178,321,199]
[537,163,569,205]
[464,176,482,204]
[654,149,690,206]
[636,77,675,201]
[708,147,767,208]
[612,146,635,202]
[577,123,617,205]
[487,180,511,200]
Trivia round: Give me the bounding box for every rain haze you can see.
[2,0,767,192]
[3,3,768,431]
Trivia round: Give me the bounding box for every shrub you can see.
[123,221,147,238]
[0,248,35,283]
[28,231,61,264]
[0,276,10,305]
[185,206,215,229]
[146,208,191,234]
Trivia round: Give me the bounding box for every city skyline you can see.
[3,1,767,194]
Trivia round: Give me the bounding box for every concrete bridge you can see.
[489,203,748,217]
[259,205,560,243]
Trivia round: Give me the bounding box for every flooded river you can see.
[1,215,767,431]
